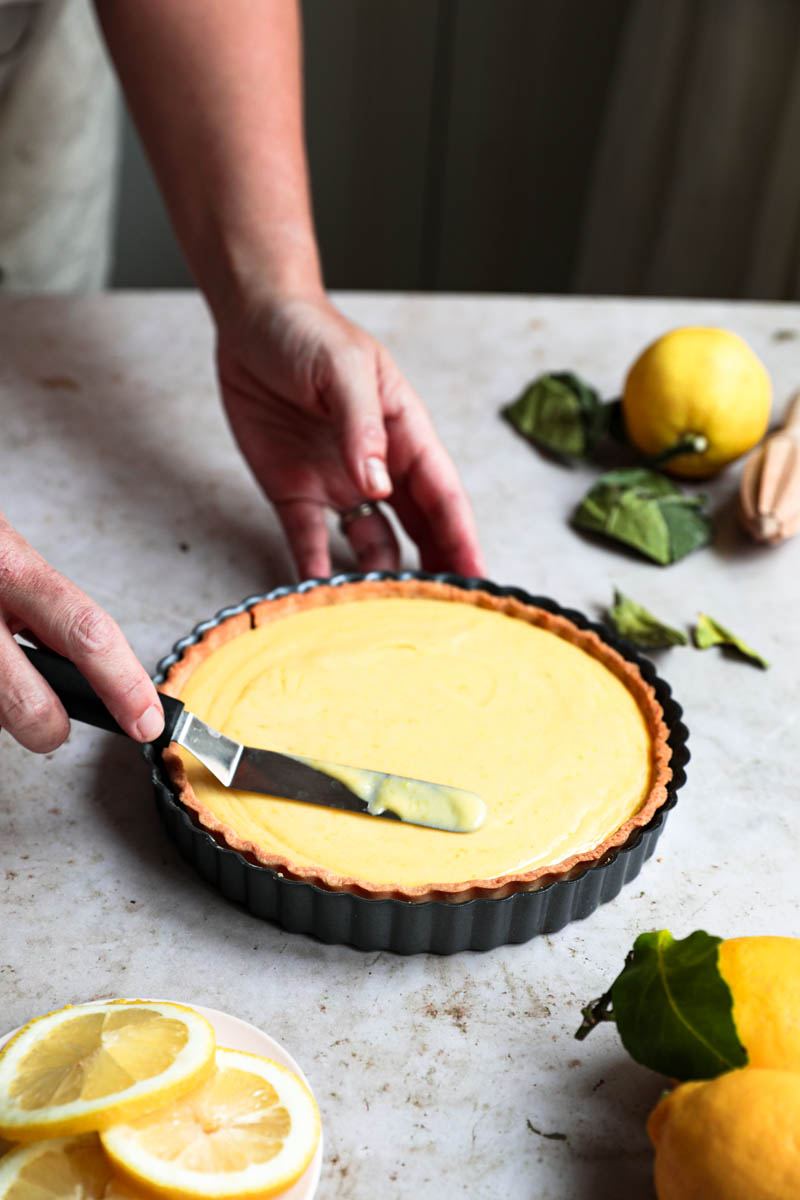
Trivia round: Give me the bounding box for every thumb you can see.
[323,348,392,500]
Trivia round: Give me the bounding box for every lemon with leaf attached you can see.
[648,1067,800,1200]
[578,933,800,1199]
[576,931,800,1080]
[717,935,800,1071]
[622,327,771,477]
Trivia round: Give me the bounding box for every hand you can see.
[0,514,164,752]
[216,293,485,579]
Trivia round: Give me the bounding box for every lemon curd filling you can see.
[294,757,487,832]
[171,596,656,891]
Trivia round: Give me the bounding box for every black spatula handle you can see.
[21,644,185,742]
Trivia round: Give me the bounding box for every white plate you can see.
[0,1000,323,1199]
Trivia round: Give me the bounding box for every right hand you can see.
[217,292,486,579]
[0,513,164,753]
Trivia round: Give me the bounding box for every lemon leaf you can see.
[594,467,678,495]
[573,469,712,564]
[694,613,769,669]
[502,372,609,460]
[658,495,713,561]
[609,930,748,1080]
[607,589,688,648]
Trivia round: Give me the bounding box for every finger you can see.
[0,621,69,752]
[385,402,485,576]
[275,499,331,580]
[322,345,392,501]
[0,546,163,743]
[343,507,400,573]
[391,482,484,575]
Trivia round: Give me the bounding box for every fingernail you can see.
[365,456,392,496]
[135,703,164,743]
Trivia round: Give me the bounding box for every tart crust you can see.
[160,579,673,903]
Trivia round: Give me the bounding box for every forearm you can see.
[95,0,322,323]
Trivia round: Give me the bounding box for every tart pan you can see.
[144,571,689,955]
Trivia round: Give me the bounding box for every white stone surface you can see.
[1,292,799,1199]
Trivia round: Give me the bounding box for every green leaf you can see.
[502,371,607,460]
[591,467,678,496]
[573,468,712,564]
[694,613,769,669]
[658,495,714,562]
[608,589,688,648]
[610,930,748,1081]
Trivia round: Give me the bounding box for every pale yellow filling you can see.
[173,597,653,888]
[295,757,487,832]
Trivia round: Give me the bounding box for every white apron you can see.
[0,0,117,291]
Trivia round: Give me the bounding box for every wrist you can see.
[189,215,326,335]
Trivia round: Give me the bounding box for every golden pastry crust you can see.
[160,579,673,902]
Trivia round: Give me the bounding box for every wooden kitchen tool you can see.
[739,390,800,544]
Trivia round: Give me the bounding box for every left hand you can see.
[216,292,485,580]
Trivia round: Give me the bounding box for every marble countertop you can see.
[1,292,798,1199]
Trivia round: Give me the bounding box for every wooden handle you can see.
[738,388,800,543]
[784,390,800,436]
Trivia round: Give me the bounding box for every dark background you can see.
[112,0,636,292]
[112,0,800,299]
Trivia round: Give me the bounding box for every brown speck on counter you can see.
[179,542,190,553]
[444,1004,468,1034]
[527,1120,568,1142]
[38,375,80,391]
[772,329,799,341]
[329,1155,349,1181]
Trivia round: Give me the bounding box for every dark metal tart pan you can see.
[143,571,689,955]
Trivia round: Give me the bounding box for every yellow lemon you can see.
[101,1047,321,1200]
[718,936,800,1071]
[622,327,771,477]
[0,1133,147,1198]
[648,1068,800,1199]
[0,1001,216,1142]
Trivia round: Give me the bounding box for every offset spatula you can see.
[22,644,487,833]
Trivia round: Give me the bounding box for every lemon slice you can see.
[0,1133,147,1198]
[0,1001,216,1142]
[101,1048,321,1200]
